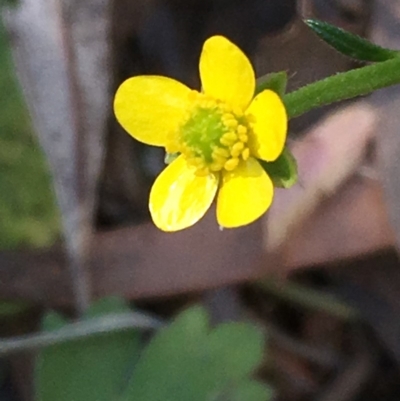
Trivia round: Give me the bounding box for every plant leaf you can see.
[255,72,287,97]
[0,300,30,318]
[230,380,274,401]
[36,297,141,401]
[122,306,267,401]
[305,19,398,62]
[260,147,298,188]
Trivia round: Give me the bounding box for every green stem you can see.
[257,279,359,321]
[284,56,400,119]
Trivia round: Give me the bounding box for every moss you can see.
[0,21,60,249]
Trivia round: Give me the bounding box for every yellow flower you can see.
[114,35,287,231]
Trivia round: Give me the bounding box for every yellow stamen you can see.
[237,125,247,135]
[195,167,210,176]
[177,91,254,175]
[220,132,238,146]
[222,113,235,121]
[230,142,244,157]
[180,145,194,158]
[219,103,230,113]
[224,157,240,171]
[224,119,238,129]
[192,157,206,168]
[242,147,250,160]
[212,147,230,159]
[210,161,224,171]
[239,134,248,143]
[212,154,228,167]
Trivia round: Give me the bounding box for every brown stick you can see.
[0,175,394,307]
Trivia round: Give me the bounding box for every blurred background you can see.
[2,0,400,400]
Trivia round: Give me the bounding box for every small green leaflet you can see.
[121,306,272,401]
[36,303,272,401]
[260,147,298,189]
[305,19,399,62]
[36,297,142,401]
[255,71,287,97]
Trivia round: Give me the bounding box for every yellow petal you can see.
[199,36,255,111]
[150,155,219,231]
[114,76,191,147]
[217,158,273,228]
[246,89,287,161]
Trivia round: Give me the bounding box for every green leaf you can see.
[83,296,130,318]
[260,147,298,188]
[41,311,68,331]
[0,300,30,318]
[255,72,287,97]
[0,0,19,8]
[305,19,398,62]
[230,380,274,401]
[36,297,141,401]
[122,306,267,401]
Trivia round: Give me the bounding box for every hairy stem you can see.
[284,56,400,118]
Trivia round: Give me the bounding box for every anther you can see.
[220,132,238,146]
[222,113,235,121]
[239,134,248,143]
[195,167,210,177]
[192,157,206,168]
[224,119,238,129]
[210,161,224,172]
[177,93,254,175]
[237,125,247,135]
[224,158,240,171]
[242,148,250,160]
[212,154,228,166]
[204,101,216,109]
[231,142,244,157]
[212,147,230,159]
[180,145,194,158]
[219,103,230,112]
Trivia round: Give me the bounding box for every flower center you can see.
[167,91,251,176]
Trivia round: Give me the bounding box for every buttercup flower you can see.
[114,35,287,231]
